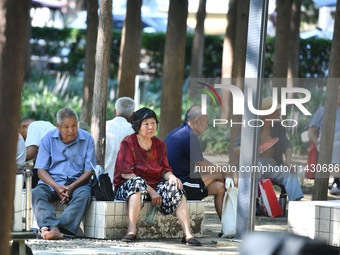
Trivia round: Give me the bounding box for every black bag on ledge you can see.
[90,173,114,201]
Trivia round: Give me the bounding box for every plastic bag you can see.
[221,178,238,238]
[258,179,282,218]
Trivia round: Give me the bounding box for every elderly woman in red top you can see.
[113,108,201,246]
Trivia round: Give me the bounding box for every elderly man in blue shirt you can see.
[32,107,96,240]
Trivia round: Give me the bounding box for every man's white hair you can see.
[185,105,202,122]
[115,97,135,119]
[56,107,78,125]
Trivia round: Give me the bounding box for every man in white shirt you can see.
[19,119,56,161]
[16,133,26,165]
[19,118,56,187]
[105,97,135,183]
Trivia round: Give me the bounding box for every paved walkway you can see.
[27,198,241,254]
[26,196,294,255]
[26,154,314,254]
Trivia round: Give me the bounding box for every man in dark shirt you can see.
[165,105,225,220]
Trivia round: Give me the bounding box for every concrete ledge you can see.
[288,200,340,247]
[31,199,204,240]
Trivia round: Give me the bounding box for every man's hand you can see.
[64,184,76,203]
[56,185,69,204]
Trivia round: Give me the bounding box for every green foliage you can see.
[28,27,333,155]
[31,27,332,79]
[301,0,319,24]
[264,37,332,78]
[31,27,122,76]
[21,78,82,123]
[199,126,230,154]
[299,38,331,78]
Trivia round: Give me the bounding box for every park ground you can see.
[24,154,339,254]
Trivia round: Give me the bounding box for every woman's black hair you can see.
[131,107,159,134]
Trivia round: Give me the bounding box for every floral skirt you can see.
[114,176,185,215]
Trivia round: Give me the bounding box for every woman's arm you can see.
[308,126,319,145]
[121,172,162,207]
[162,171,183,189]
[284,147,294,171]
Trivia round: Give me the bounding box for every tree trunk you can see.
[81,0,98,124]
[312,0,340,201]
[220,0,237,119]
[287,0,302,99]
[24,0,32,81]
[116,0,142,99]
[273,0,292,102]
[189,0,206,79]
[229,0,250,174]
[287,0,301,80]
[159,0,188,140]
[0,1,28,254]
[91,0,112,166]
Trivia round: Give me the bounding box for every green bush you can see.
[31,27,332,79]
[28,27,333,155]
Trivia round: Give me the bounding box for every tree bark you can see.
[273,0,292,102]
[312,0,340,201]
[229,0,250,174]
[24,0,32,81]
[220,0,237,119]
[0,0,28,254]
[81,0,98,124]
[189,0,206,79]
[287,0,301,80]
[159,0,188,140]
[116,0,142,99]
[287,0,302,99]
[91,0,112,167]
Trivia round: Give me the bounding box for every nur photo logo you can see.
[197,82,222,115]
[196,81,312,128]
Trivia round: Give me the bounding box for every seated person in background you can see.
[234,97,303,202]
[16,132,26,165]
[308,90,340,194]
[32,107,96,240]
[165,105,225,221]
[114,108,201,246]
[105,97,135,182]
[18,118,56,187]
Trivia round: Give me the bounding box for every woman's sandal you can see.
[181,236,202,246]
[121,233,137,242]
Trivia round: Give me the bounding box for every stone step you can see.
[30,198,204,239]
[288,200,340,247]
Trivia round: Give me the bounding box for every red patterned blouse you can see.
[113,133,172,190]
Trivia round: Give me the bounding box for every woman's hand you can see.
[149,189,162,207]
[168,174,183,189]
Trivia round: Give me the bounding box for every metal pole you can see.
[235,0,269,239]
[26,170,32,231]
